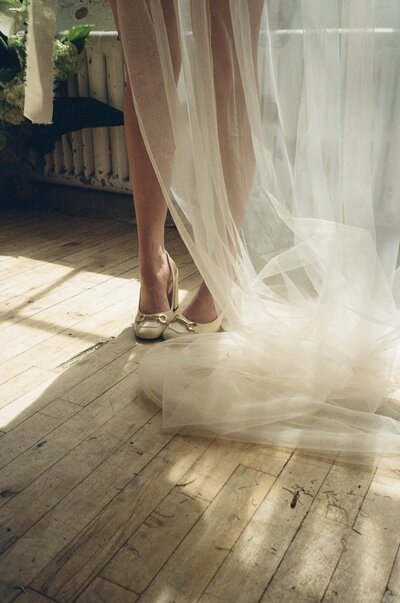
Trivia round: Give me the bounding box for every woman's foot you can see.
[162,281,222,340]
[138,249,177,314]
[181,281,217,323]
[134,250,179,340]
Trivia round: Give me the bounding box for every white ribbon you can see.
[24,0,57,124]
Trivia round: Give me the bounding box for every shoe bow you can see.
[174,314,198,331]
[135,312,169,324]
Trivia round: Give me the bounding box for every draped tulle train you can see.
[25,0,400,464]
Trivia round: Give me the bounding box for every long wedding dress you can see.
[25,1,400,463]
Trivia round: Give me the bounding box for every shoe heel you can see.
[172,268,179,312]
[166,252,179,313]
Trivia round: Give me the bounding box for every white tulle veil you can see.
[25,1,400,463]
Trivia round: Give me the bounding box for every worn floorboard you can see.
[0,210,399,603]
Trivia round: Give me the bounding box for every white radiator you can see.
[38,32,131,194]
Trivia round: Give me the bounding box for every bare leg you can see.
[183,0,263,323]
[109,0,262,322]
[109,0,181,314]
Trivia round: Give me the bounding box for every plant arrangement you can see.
[0,0,124,204]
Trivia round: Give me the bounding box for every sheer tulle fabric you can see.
[114,0,400,462]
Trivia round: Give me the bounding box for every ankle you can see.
[139,248,169,275]
[183,283,218,323]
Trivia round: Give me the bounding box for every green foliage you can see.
[61,24,93,54]
[0,31,20,69]
[0,0,113,204]
[53,38,80,82]
[0,76,25,124]
[0,66,18,83]
[0,4,94,129]
[0,0,28,33]
[0,0,26,12]
[8,30,26,66]
[55,25,94,83]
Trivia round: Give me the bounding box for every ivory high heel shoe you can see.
[162,312,223,340]
[134,252,179,340]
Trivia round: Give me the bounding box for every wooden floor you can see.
[0,209,399,603]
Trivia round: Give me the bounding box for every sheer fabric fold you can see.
[27,1,400,462]
[114,0,400,462]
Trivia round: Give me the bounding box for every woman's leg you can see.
[109,0,262,322]
[109,0,181,314]
[182,0,264,323]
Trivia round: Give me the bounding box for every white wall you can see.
[56,0,115,32]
